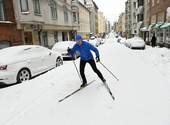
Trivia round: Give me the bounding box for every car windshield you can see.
[90,37,95,40]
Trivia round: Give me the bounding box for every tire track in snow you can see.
[124,48,170,124]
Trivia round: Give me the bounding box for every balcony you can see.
[71,0,79,12]
[133,18,137,24]
[137,21,144,29]
[128,10,131,15]
[136,6,144,15]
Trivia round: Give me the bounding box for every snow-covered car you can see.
[117,38,121,42]
[119,38,126,44]
[52,41,80,60]
[125,37,145,49]
[89,36,100,47]
[98,38,104,44]
[0,45,63,85]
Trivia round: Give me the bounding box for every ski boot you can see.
[80,82,87,88]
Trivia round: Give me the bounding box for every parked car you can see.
[89,36,100,47]
[117,38,121,42]
[52,41,80,60]
[119,38,126,44]
[125,37,145,49]
[0,45,63,85]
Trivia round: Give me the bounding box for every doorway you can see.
[24,32,33,45]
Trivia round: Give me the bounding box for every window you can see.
[0,0,5,21]
[157,11,164,22]
[42,32,48,47]
[54,31,58,43]
[63,6,68,22]
[0,41,10,49]
[77,13,79,23]
[20,0,29,12]
[166,30,170,43]
[51,0,57,19]
[152,0,154,6]
[84,0,86,4]
[73,12,76,22]
[157,30,163,42]
[157,0,160,4]
[33,0,41,14]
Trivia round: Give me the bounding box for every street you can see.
[0,33,170,125]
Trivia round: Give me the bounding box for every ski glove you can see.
[96,56,100,62]
[67,48,72,54]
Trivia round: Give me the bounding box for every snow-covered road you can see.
[0,33,170,125]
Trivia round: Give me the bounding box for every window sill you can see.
[34,13,42,16]
[21,11,30,14]
[52,18,58,20]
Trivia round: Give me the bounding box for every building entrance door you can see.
[24,32,33,45]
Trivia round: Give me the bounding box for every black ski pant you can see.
[80,59,104,83]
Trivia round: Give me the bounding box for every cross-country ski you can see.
[59,80,95,102]
[103,82,115,100]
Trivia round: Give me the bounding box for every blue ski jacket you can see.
[70,41,99,61]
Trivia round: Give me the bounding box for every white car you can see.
[125,37,145,49]
[119,38,126,44]
[52,41,80,60]
[0,45,63,85]
[89,36,100,47]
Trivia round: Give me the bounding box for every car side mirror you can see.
[49,52,51,55]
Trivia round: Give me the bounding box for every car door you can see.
[21,47,43,74]
[36,47,56,70]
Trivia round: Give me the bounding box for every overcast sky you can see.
[94,0,126,24]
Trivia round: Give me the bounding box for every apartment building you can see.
[98,12,105,37]
[118,12,125,37]
[122,13,126,37]
[77,1,91,40]
[125,0,132,38]
[149,0,170,47]
[140,0,149,43]
[0,0,80,49]
[81,0,99,36]
[125,0,145,38]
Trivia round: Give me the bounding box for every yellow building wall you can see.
[98,12,105,35]
[78,5,90,40]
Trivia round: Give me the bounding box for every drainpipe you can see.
[148,0,151,45]
[38,25,42,46]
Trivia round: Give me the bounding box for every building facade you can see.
[77,1,91,40]
[0,0,80,49]
[149,0,170,47]
[81,0,99,36]
[98,12,105,37]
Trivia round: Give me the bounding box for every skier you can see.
[67,35,106,88]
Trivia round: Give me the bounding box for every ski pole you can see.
[99,61,119,81]
[68,49,83,83]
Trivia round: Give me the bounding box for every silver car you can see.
[52,41,80,60]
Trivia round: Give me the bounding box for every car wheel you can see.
[56,57,63,67]
[130,45,133,49]
[17,68,31,83]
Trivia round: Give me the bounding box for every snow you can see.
[1,33,170,125]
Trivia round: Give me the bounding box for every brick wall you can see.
[0,0,23,46]
[151,0,170,16]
